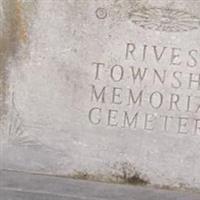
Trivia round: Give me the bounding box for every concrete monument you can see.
[1,0,200,190]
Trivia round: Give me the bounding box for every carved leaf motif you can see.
[6,93,41,146]
[8,106,24,138]
[130,7,200,32]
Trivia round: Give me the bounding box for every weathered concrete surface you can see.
[1,0,200,191]
[1,170,200,200]
[0,0,34,122]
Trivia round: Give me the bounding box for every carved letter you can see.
[128,89,143,106]
[122,112,138,128]
[169,93,180,111]
[144,113,155,131]
[153,46,167,62]
[149,91,163,109]
[188,73,200,90]
[89,107,101,125]
[112,87,122,105]
[187,49,198,68]
[107,109,118,127]
[125,43,136,60]
[130,66,147,84]
[178,117,188,134]
[195,119,200,135]
[93,62,105,80]
[111,65,124,82]
[170,48,182,65]
[153,69,166,85]
[91,85,106,103]
[171,71,182,89]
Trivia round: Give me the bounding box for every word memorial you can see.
[88,43,200,136]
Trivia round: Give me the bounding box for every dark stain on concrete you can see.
[68,162,149,186]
